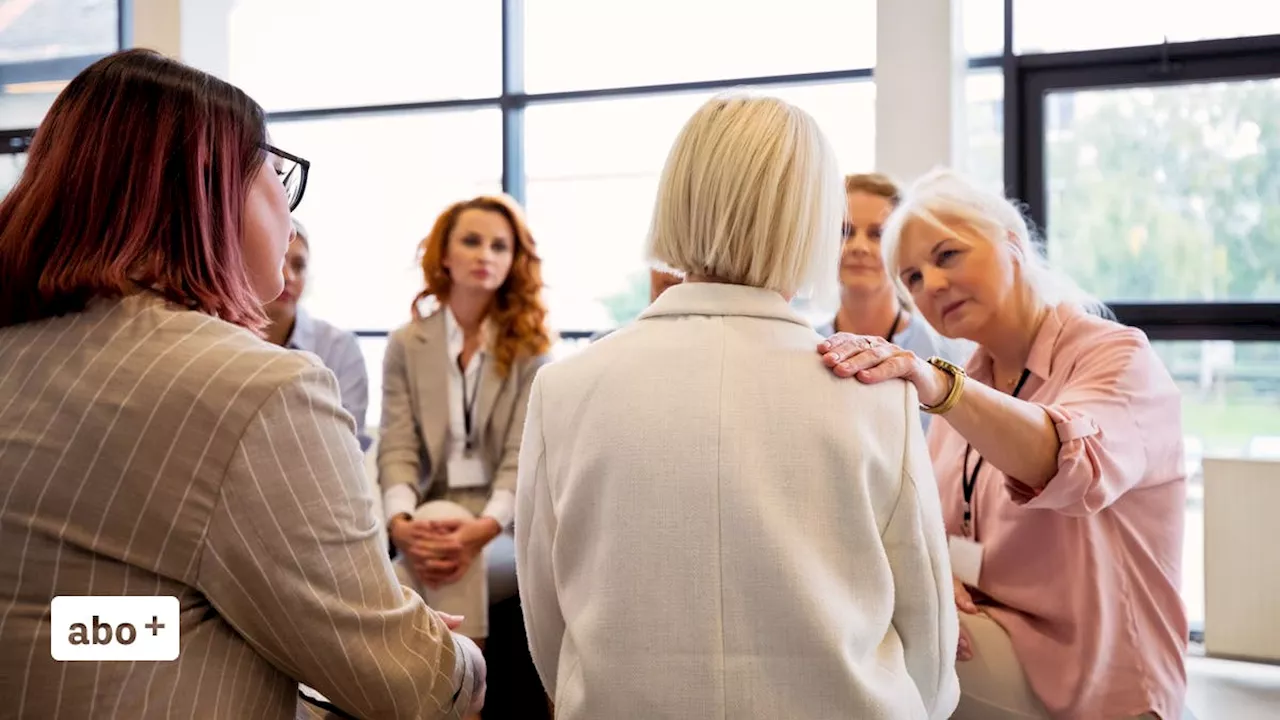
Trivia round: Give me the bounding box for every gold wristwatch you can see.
[921,356,966,415]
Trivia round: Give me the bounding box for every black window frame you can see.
[998,0,1280,342]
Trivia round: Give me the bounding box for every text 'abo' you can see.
[50,596,180,662]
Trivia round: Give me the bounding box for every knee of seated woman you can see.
[414,499,475,521]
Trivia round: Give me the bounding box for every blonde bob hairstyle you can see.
[881,168,1106,314]
[646,92,843,303]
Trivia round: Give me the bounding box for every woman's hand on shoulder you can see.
[817,333,951,406]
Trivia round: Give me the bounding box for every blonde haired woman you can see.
[516,93,959,720]
[819,169,1186,720]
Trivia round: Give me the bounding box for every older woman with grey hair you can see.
[819,169,1187,720]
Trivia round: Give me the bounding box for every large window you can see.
[1045,79,1280,303]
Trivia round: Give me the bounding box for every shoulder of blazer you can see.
[512,351,553,382]
[130,314,326,450]
[389,312,444,347]
[219,330,323,392]
[524,351,553,372]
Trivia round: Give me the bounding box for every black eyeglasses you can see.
[262,143,310,211]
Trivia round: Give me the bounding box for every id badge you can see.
[447,455,488,490]
[948,535,985,588]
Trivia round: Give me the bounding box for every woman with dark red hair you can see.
[0,49,484,719]
[378,195,552,669]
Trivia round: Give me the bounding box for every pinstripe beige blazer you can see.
[376,308,549,516]
[0,293,479,719]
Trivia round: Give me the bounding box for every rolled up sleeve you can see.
[1005,330,1163,516]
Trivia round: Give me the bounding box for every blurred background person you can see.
[816,172,970,429]
[263,217,371,451]
[648,267,683,302]
[379,194,553,719]
[516,93,959,720]
[0,49,483,719]
[819,168,1186,720]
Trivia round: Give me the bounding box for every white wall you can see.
[875,0,967,183]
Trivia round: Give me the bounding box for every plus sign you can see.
[145,616,165,636]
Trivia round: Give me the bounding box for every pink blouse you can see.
[928,304,1188,720]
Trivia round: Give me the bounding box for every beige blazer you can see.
[0,293,478,719]
[376,308,549,516]
[516,282,960,719]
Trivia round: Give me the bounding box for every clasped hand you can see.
[392,517,500,590]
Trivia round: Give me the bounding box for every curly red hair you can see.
[412,194,553,378]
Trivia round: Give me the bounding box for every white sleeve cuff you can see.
[383,484,418,523]
[480,489,515,530]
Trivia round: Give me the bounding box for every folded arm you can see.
[1005,331,1165,515]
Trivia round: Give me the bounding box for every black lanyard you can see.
[961,368,1032,537]
[884,308,904,342]
[459,354,484,452]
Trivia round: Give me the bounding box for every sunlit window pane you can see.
[0,0,117,63]
[268,109,503,332]
[964,69,1004,194]
[229,0,501,112]
[1045,79,1280,302]
[1016,0,1280,54]
[525,0,875,93]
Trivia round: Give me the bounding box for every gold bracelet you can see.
[921,356,966,415]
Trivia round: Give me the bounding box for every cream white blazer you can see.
[515,282,960,720]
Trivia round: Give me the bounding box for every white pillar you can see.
[128,0,234,80]
[875,0,967,183]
